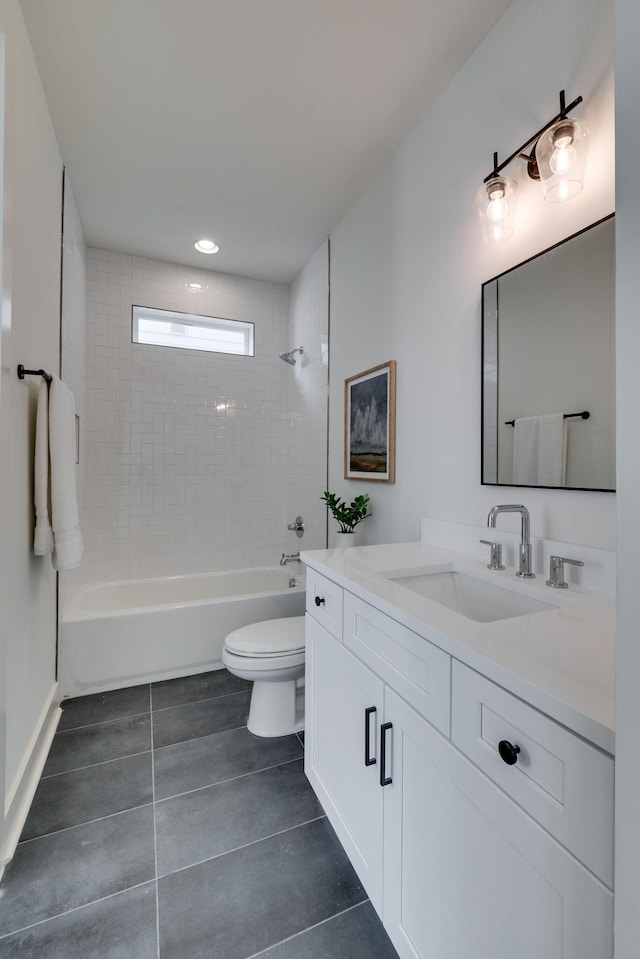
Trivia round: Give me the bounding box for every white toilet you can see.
[222,616,305,737]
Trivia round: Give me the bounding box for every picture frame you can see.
[344,360,396,483]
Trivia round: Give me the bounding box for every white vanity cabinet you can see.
[304,568,614,959]
[384,686,613,959]
[305,613,385,910]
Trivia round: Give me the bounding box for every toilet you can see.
[222,616,305,737]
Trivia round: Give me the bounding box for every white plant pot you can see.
[335,531,356,548]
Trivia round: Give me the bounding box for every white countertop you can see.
[300,541,615,755]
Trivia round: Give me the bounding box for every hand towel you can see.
[33,378,54,555]
[48,375,83,570]
[513,413,566,487]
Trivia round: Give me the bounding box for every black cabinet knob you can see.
[314,595,325,607]
[498,740,521,765]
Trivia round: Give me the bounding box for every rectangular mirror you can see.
[481,214,615,491]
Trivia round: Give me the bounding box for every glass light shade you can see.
[535,117,590,202]
[475,176,518,244]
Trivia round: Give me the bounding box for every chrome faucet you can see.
[487,504,535,578]
[280,552,300,566]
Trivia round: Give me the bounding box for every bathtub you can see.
[59,565,306,698]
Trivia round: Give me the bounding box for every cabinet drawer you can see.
[451,660,614,887]
[305,568,344,640]
[344,592,451,737]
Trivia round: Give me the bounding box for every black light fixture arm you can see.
[483,91,583,183]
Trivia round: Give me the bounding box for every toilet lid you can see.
[225,616,305,656]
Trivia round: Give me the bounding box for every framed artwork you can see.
[344,360,396,483]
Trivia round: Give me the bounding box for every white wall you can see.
[614,0,640,951]
[0,0,62,867]
[329,0,615,552]
[76,245,328,591]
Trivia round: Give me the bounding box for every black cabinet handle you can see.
[365,707,377,766]
[314,595,325,607]
[498,740,521,766]
[380,722,393,786]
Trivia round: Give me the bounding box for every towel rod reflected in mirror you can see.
[17,364,52,384]
[504,411,590,427]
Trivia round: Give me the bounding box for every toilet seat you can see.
[224,617,305,657]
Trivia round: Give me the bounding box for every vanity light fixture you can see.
[194,238,219,255]
[477,90,588,243]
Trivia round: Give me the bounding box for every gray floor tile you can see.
[58,685,150,731]
[22,752,153,840]
[257,901,400,958]
[43,714,151,777]
[151,669,250,710]
[0,882,157,959]
[152,691,250,749]
[156,758,323,876]
[154,726,303,800]
[0,806,155,937]
[157,817,366,959]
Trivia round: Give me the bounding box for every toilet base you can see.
[247,678,305,737]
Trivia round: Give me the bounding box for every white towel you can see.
[48,376,83,570]
[33,379,54,555]
[513,414,567,487]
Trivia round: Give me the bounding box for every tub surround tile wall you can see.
[0,670,398,959]
[77,246,328,592]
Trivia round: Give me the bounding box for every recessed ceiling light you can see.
[194,239,219,255]
[187,282,203,291]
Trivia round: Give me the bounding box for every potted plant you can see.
[321,490,371,547]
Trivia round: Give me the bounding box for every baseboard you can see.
[0,682,61,880]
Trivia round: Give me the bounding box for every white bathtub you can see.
[60,565,306,697]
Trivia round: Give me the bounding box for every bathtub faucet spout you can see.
[280,552,300,566]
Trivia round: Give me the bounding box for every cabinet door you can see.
[383,688,613,959]
[305,613,384,911]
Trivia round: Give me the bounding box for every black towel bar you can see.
[505,411,590,427]
[17,364,52,384]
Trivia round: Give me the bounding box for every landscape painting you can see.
[345,360,396,483]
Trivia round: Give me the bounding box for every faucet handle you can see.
[546,555,584,589]
[480,539,505,571]
[287,515,305,535]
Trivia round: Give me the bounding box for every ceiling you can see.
[20,0,512,284]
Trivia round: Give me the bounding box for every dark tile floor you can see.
[0,670,399,958]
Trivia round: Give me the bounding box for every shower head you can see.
[279,346,304,365]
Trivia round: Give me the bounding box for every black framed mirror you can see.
[481,213,615,491]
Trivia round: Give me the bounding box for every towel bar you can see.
[504,411,590,427]
[17,364,52,384]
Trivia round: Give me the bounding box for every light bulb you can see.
[486,193,507,224]
[547,122,578,175]
[476,176,517,244]
[486,180,508,223]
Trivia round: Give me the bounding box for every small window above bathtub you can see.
[132,306,254,357]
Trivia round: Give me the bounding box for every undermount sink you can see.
[380,566,564,623]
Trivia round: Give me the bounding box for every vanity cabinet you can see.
[304,572,614,959]
[305,614,385,910]
[384,686,613,959]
